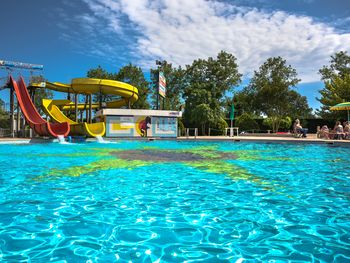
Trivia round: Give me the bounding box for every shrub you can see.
[263,116,292,132]
[235,113,259,131]
[279,116,292,131]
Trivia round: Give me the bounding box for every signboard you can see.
[0,60,43,70]
[158,71,166,98]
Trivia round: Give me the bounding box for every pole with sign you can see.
[158,71,166,109]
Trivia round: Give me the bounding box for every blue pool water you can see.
[0,140,350,262]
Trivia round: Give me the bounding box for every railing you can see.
[0,127,33,138]
[225,127,239,137]
[208,128,225,136]
[185,128,198,139]
[0,128,11,137]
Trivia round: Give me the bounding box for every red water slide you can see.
[9,76,70,137]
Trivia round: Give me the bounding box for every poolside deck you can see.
[177,133,350,145]
[1,134,349,145]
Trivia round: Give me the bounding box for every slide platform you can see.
[42,99,105,137]
[9,76,70,138]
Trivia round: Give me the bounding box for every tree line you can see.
[86,51,350,134]
[1,50,348,134]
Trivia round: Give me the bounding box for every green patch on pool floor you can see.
[34,146,286,193]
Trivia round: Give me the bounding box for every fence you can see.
[0,127,32,138]
[0,128,11,137]
[208,128,224,136]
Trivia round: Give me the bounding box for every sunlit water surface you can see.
[0,140,349,262]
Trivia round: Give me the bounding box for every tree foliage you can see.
[319,51,350,81]
[317,51,350,119]
[29,75,53,115]
[87,66,117,103]
[241,56,307,132]
[0,98,10,129]
[116,64,150,109]
[183,51,242,134]
[235,113,259,131]
[87,65,150,109]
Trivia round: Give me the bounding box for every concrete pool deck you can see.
[177,134,350,144]
[0,134,349,145]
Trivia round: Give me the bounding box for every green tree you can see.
[285,90,313,119]
[235,112,259,131]
[87,66,117,104]
[317,51,350,119]
[29,75,53,115]
[150,60,185,110]
[319,51,350,81]
[116,64,150,109]
[244,56,302,132]
[183,51,242,134]
[0,98,10,129]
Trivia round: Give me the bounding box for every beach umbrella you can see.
[229,104,235,127]
[330,102,350,122]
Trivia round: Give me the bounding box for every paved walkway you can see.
[0,134,349,145]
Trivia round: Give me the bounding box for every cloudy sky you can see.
[1,0,350,109]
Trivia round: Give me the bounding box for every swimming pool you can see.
[0,140,349,262]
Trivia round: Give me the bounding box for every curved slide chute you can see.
[9,76,70,137]
[42,99,105,137]
[35,78,139,110]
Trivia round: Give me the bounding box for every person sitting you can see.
[319,125,330,139]
[293,119,308,138]
[332,121,344,139]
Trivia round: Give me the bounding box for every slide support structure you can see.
[74,94,78,122]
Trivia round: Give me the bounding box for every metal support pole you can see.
[85,95,89,122]
[99,92,102,109]
[74,94,78,122]
[10,87,14,138]
[16,102,20,137]
[89,94,92,123]
[156,71,159,110]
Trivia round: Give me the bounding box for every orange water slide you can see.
[9,76,70,137]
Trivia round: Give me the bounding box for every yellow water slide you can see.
[42,99,106,137]
[41,78,139,110]
[34,78,139,137]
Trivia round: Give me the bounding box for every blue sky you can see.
[1,0,350,110]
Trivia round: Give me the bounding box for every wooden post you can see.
[10,87,14,138]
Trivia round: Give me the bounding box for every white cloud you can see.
[78,0,350,83]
